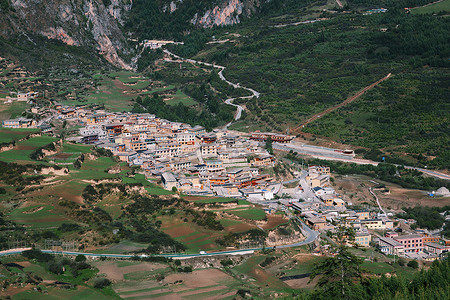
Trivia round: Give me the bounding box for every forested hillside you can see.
[168,1,449,168]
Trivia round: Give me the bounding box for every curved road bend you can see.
[273,143,450,181]
[163,49,260,123]
[0,221,318,259]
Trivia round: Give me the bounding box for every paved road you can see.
[274,142,450,181]
[0,220,318,259]
[163,49,260,124]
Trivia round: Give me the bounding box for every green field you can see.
[0,101,29,121]
[165,90,198,106]
[0,128,39,143]
[219,219,243,227]
[9,204,71,228]
[192,197,236,203]
[411,0,450,14]
[228,208,267,220]
[0,135,57,163]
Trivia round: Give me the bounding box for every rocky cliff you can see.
[191,0,260,28]
[0,0,132,69]
[0,0,282,70]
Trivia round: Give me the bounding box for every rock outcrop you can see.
[2,0,132,69]
[191,0,253,28]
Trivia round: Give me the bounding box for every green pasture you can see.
[121,172,173,195]
[140,85,175,94]
[219,218,243,227]
[0,128,39,143]
[191,197,236,203]
[227,208,267,220]
[165,90,197,106]
[145,186,174,195]
[0,134,57,163]
[411,0,450,14]
[61,142,92,154]
[9,204,70,228]
[0,101,29,121]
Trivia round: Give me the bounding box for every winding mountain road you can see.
[163,49,260,124]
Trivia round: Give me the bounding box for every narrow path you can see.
[369,187,387,215]
[163,49,260,125]
[272,19,321,28]
[336,0,343,8]
[295,73,391,132]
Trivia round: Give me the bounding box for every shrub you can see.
[183,266,192,273]
[407,260,419,269]
[220,259,233,267]
[93,278,111,289]
[75,254,86,262]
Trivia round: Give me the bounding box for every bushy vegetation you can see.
[216,228,267,247]
[23,249,91,277]
[93,278,111,289]
[29,142,56,160]
[397,206,448,230]
[0,161,44,186]
[185,208,224,230]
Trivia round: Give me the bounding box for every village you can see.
[2,101,449,261]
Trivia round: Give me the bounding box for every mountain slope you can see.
[0,0,132,69]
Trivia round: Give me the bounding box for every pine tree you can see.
[309,226,363,299]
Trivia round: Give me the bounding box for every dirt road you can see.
[295,73,391,132]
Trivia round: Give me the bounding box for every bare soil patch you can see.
[96,261,166,281]
[260,214,289,230]
[15,261,31,268]
[199,243,216,250]
[182,233,205,242]
[163,224,195,238]
[227,222,255,233]
[0,284,34,298]
[122,288,173,298]
[164,269,231,289]
[183,196,208,201]
[284,276,319,289]
[15,145,35,150]
[113,79,130,90]
[52,153,73,159]
[178,285,226,297]
[31,187,84,204]
[379,187,450,209]
[19,216,67,223]
[22,206,44,214]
